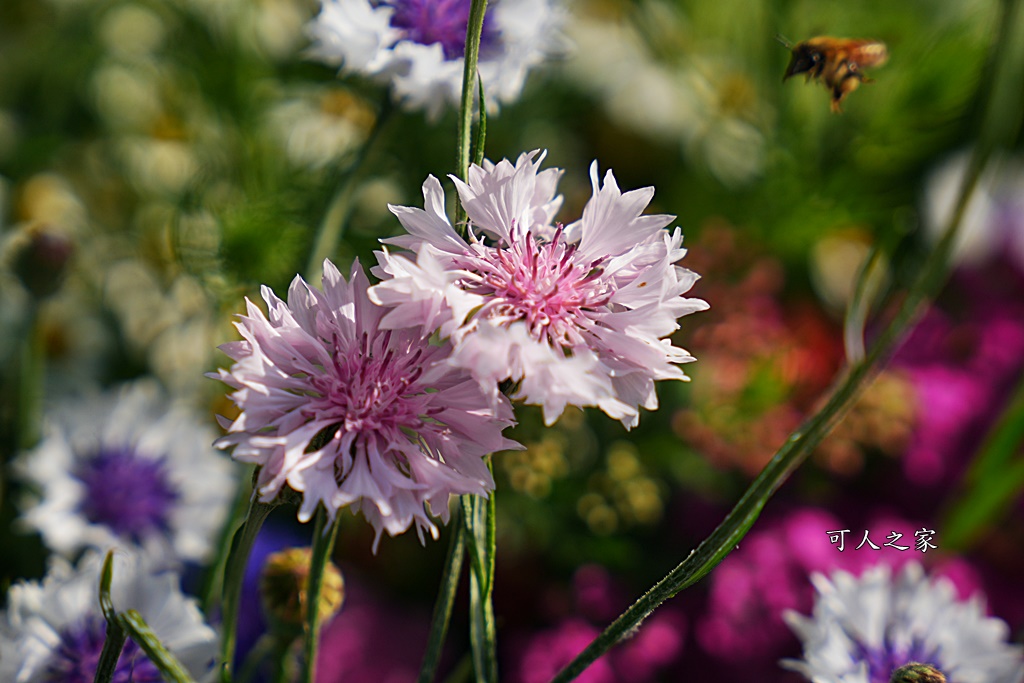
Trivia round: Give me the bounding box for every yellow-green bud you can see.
[890,662,946,683]
[260,547,345,638]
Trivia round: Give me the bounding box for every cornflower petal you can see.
[371,151,708,428]
[14,381,237,566]
[214,260,519,549]
[783,564,1024,683]
[306,0,567,118]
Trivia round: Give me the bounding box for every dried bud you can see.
[9,223,74,300]
[890,662,947,683]
[260,547,344,638]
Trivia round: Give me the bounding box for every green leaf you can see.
[547,0,1024,677]
[942,376,1024,548]
[120,609,196,683]
[471,73,488,168]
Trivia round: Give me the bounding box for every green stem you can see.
[548,0,1024,677]
[454,10,494,673]
[417,508,467,683]
[304,99,393,283]
[300,508,339,683]
[219,495,276,683]
[464,485,497,683]
[842,245,884,364]
[93,620,127,683]
[235,635,276,683]
[271,642,297,683]
[440,653,474,683]
[17,309,43,451]
[94,552,127,683]
[460,495,486,587]
[453,0,489,232]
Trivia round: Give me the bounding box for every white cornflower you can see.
[370,150,708,428]
[783,563,1024,683]
[0,549,218,683]
[15,380,237,565]
[211,260,520,549]
[306,0,566,118]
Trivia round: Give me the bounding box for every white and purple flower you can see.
[783,563,1024,683]
[306,0,566,118]
[370,151,708,428]
[14,380,237,565]
[211,259,520,549]
[0,549,218,683]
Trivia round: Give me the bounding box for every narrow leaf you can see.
[942,376,1024,548]
[547,0,1024,673]
[471,73,488,168]
[121,609,195,683]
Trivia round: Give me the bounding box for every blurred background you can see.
[1,0,1022,681]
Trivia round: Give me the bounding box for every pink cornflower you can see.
[212,260,519,548]
[370,151,708,428]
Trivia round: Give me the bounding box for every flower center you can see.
[312,331,435,437]
[463,232,614,348]
[43,615,162,683]
[855,638,943,683]
[380,0,500,60]
[75,446,180,542]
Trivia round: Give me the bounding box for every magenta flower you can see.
[515,619,616,683]
[508,565,685,683]
[370,151,708,428]
[212,260,519,548]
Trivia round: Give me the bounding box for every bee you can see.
[779,35,889,113]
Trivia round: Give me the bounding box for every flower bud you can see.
[260,547,344,639]
[890,662,946,683]
[9,223,74,300]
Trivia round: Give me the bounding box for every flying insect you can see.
[780,36,889,113]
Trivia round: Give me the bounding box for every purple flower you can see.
[371,151,708,428]
[14,380,236,565]
[212,260,519,548]
[0,550,217,682]
[306,0,566,117]
[783,564,1024,683]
